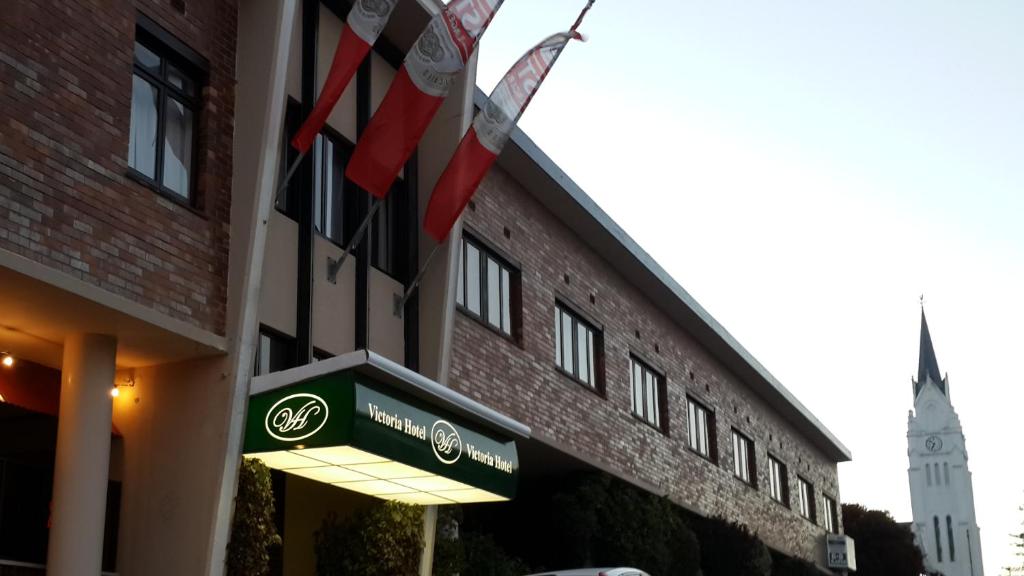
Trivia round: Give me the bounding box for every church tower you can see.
[907,309,985,576]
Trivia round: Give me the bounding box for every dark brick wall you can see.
[0,0,237,334]
[449,166,843,564]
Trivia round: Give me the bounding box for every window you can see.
[129,30,201,202]
[732,430,755,486]
[797,477,816,521]
[277,99,408,281]
[823,494,838,532]
[456,235,517,338]
[768,455,788,505]
[943,462,950,486]
[554,303,600,389]
[934,516,943,562]
[255,329,296,376]
[946,515,955,561]
[926,463,932,486]
[629,356,664,431]
[687,397,715,461]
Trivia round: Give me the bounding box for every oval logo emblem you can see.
[265,393,329,442]
[431,420,462,464]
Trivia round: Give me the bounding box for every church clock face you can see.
[925,436,943,452]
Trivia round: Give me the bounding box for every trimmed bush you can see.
[549,473,701,576]
[226,458,281,576]
[433,506,466,576]
[314,501,424,576]
[771,549,825,576]
[462,532,530,576]
[694,516,772,576]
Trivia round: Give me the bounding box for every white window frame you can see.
[554,303,599,389]
[687,398,713,460]
[629,356,663,430]
[768,454,787,504]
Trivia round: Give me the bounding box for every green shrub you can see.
[226,458,281,576]
[771,549,825,576]
[433,506,466,576]
[462,532,530,576]
[694,516,772,576]
[314,501,424,576]
[549,473,701,576]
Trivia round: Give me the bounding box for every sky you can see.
[473,0,1024,572]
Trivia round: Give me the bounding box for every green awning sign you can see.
[244,369,518,503]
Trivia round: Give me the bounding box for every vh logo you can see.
[265,393,330,442]
[431,420,462,464]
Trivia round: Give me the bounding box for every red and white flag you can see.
[290,0,400,154]
[345,0,504,198]
[423,30,583,241]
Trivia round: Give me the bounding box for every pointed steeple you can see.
[915,308,946,397]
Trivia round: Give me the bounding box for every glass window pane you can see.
[128,75,158,178]
[577,325,589,384]
[501,268,511,335]
[313,136,324,232]
[324,140,336,241]
[487,258,501,328]
[587,330,595,385]
[134,41,161,75]
[162,98,193,197]
[645,372,656,423]
[166,63,195,96]
[457,240,465,306]
[688,402,697,448]
[554,308,561,366]
[632,361,642,414]
[466,244,480,314]
[561,312,573,373]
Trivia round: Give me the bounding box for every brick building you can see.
[0,0,852,575]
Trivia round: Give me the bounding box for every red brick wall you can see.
[450,166,843,564]
[0,0,237,334]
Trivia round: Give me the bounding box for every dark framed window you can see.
[629,356,665,431]
[456,235,518,339]
[732,429,756,486]
[277,101,409,282]
[823,494,838,533]
[554,303,601,390]
[255,328,297,376]
[934,516,943,562]
[797,477,816,521]
[128,27,202,203]
[768,454,789,505]
[687,397,716,462]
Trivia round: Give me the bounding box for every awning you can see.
[244,350,528,505]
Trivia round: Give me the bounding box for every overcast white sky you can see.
[473,0,1024,571]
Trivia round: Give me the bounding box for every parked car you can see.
[524,565,651,569]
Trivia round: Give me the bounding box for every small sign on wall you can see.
[826,534,857,571]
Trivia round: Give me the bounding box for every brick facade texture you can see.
[0,0,237,335]
[449,166,843,565]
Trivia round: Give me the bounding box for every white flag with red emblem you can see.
[290,0,400,154]
[345,0,505,198]
[423,30,584,241]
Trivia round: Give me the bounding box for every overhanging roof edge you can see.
[250,349,531,441]
[480,88,851,462]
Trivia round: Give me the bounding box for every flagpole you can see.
[393,242,444,318]
[326,196,383,283]
[274,151,308,206]
[570,0,595,33]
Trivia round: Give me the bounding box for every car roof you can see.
[524,565,651,569]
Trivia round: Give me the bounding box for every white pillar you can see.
[47,333,117,576]
[418,505,439,576]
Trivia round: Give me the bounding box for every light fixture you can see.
[247,446,509,505]
[110,369,135,398]
[1,353,13,368]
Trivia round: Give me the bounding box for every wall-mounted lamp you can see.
[1,352,13,368]
[111,370,136,398]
